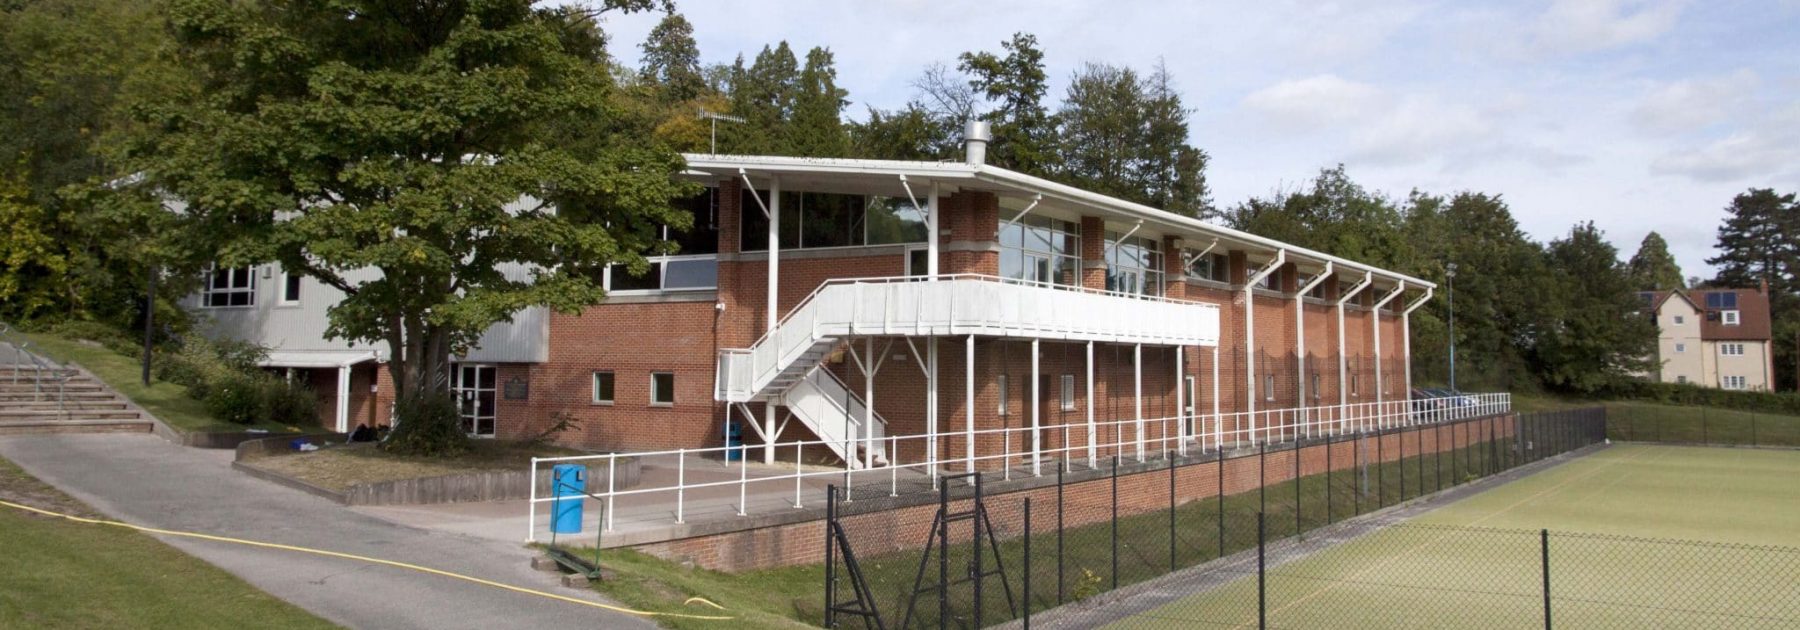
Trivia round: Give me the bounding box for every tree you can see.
[1534,222,1658,393]
[1626,231,1685,291]
[638,11,705,103]
[1056,63,1145,198]
[1404,192,1552,389]
[725,42,800,154]
[1707,188,1800,390]
[113,0,691,453]
[850,103,958,161]
[788,47,849,157]
[1138,61,1210,218]
[959,33,1056,175]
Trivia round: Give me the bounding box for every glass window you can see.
[670,190,720,255]
[1722,310,1740,325]
[592,372,615,404]
[1105,231,1163,296]
[997,374,1009,415]
[999,215,1081,287]
[280,272,301,304]
[203,266,256,307]
[650,372,675,405]
[1675,343,1686,353]
[1705,292,1738,309]
[739,188,774,251]
[1187,252,1230,283]
[1263,375,1275,401]
[1256,267,1283,291]
[801,192,862,249]
[1060,374,1075,411]
[609,264,661,292]
[1673,315,1684,325]
[865,196,928,245]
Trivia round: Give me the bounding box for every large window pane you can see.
[998,215,1080,287]
[739,189,772,251]
[663,258,718,289]
[670,189,719,255]
[864,196,927,245]
[801,192,862,248]
[610,263,661,292]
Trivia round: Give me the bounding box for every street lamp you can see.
[1445,262,1457,393]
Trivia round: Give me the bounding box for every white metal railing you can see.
[526,392,1509,540]
[1,324,69,411]
[716,274,1223,401]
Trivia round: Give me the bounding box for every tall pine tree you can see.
[639,11,705,103]
[959,33,1055,175]
[788,47,849,157]
[1626,231,1685,291]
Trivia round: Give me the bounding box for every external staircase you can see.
[0,336,153,435]
[718,275,1221,467]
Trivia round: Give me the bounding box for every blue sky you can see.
[599,0,1800,278]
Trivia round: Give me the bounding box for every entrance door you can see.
[905,245,930,277]
[451,364,497,437]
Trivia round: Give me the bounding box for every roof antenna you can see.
[698,108,746,154]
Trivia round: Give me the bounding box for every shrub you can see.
[47,320,139,357]
[204,372,268,425]
[380,389,469,457]
[1593,380,1800,416]
[262,378,319,427]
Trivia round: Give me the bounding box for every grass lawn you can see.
[566,417,1543,629]
[245,440,587,491]
[0,457,337,629]
[1117,445,1800,629]
[17,332,304,434]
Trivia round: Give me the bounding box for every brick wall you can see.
[639,413,1518,572]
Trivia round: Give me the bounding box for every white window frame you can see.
[202,266,257,308]
[1721,343,1745,357]
[649,372,675,406]
[1059,374,1075,411]
[1722,310,1740,326]
[591,371,615,405]
[1264,374,1276,401]
[277,271,302,306]
[1722,375,1746,390]
[997,374,1010,416]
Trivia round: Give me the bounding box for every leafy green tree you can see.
[850,103,958,161]
[1626,231,1685,291]
[638,11,706,103]
[111,0,690,452]
[1404,192,1552,389]
[959,33,1055,175]
[788,47,849,157]
[1138,61,1210,218]
[725,42,799,154]
[1056,63,1143,197]
[1534,222,1658,393]
[1708,188,1800,391]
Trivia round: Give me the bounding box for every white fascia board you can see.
[679,153,1432,290]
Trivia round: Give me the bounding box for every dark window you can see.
[610,263,661,291]
[801,192,862,248]
[650,372,675,405]
[592,372,615,404]
[1705,292,1738,309]
[670,190,720,255]
[739,188,774,251]
[282,273,302,303]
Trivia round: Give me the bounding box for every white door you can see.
[451,364,497,437]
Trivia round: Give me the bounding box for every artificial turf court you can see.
[1109,444,1800,629]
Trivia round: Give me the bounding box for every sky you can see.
[595,0,1800,279]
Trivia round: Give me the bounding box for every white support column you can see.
[1295,263,1334,421]
[1030,339,1041,476]
[928,337,938,483]
[965,334,975,474]
[1242,250,1287,443]
[1336,272,1373,409]
[862,337,878,469]
[927,182,941,277]
[1371,283,1405,417]
[1134,343,1144,462]
[335,363,352,433]
[1211,345,1221,450]
[767,176,781,335]
[1085,340,1096,467]
[1402,288,1434,417]
[1175,346,1186,456]
[763,401,776,464]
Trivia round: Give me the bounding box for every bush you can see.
[262,378,319,427]
[1593,380,1800,416]
[204,372,269,425]
[47,320,140,357]
[380,389,469,457]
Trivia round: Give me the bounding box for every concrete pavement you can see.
[0,433,662,630]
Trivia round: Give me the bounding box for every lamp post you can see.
[1446,262,1457,392]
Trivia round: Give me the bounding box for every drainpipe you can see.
[1294,262,1334,415]
[1243,250,1286,443]
[1335,272,1373,409]
[1371,283,1406,426]
[1402,287,1434,420]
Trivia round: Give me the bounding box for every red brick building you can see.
[191,124,1434,471]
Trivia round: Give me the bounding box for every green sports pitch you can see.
[1109,445,1800,629]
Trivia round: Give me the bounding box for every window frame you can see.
[1104,230,1165,297]
[999,214,1082,288]
[1722,310,1740,326]
[997,374,1010,416]
[649,372,675,407]
[202,266,257,308]
[277,271,302,306]
[591,371,615,405]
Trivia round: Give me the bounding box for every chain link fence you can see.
[822,409,1607,629]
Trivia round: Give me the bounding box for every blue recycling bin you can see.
[551,464,585,535]
[725,422,745,462]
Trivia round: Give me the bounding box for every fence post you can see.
[825,485,837,629]
[1398,427,1406,501]
[1169,458,1177,571]
[1702,406,1709,445]
[1217,453,1225,560]
[1752,412,1758,447]
[940,478,950,630]
[1540,528,1552,630]
[1376,429,1385,508]
[1057,465,1065,605]
[1294,438,1302,536]
[1326,436,1333,524]
[1259,441,1267,519]
[1258,511,1267,630]
[1024,496,1032,630]
[1112,454,1120,590]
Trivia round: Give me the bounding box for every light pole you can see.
[1446,262,1457,392]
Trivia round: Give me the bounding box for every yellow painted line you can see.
[0,498,733,621]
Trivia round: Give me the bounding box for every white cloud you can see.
[1632,69,1760,134]
[1531,0,1687,55]
[1650,113,1800,182]
[1242,74,1387,129]
[1348,97,1494,166]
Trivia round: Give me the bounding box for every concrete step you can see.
[0,401,128,411]
[0,408,139,420]
[0,418,153,435]
[0,391,118,401]
[0,382,104,392]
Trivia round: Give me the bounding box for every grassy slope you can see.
[18,332,303,433]
[0,458,336,629]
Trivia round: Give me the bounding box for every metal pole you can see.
[825,485,836,629]
[1024,496,1032,630]
[1112,455,1119,590]
[1057,465,1065,605]
[1258,511,1267,630]
[1447,263,1457,392]
[142,265,156,386]
[1541,528,1553,630]
[1169,457,1177,571]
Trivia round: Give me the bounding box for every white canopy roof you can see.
[259,349,378,369]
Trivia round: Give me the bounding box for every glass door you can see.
[451,364,496,437]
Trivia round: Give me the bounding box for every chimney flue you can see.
[963,120,992,166]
